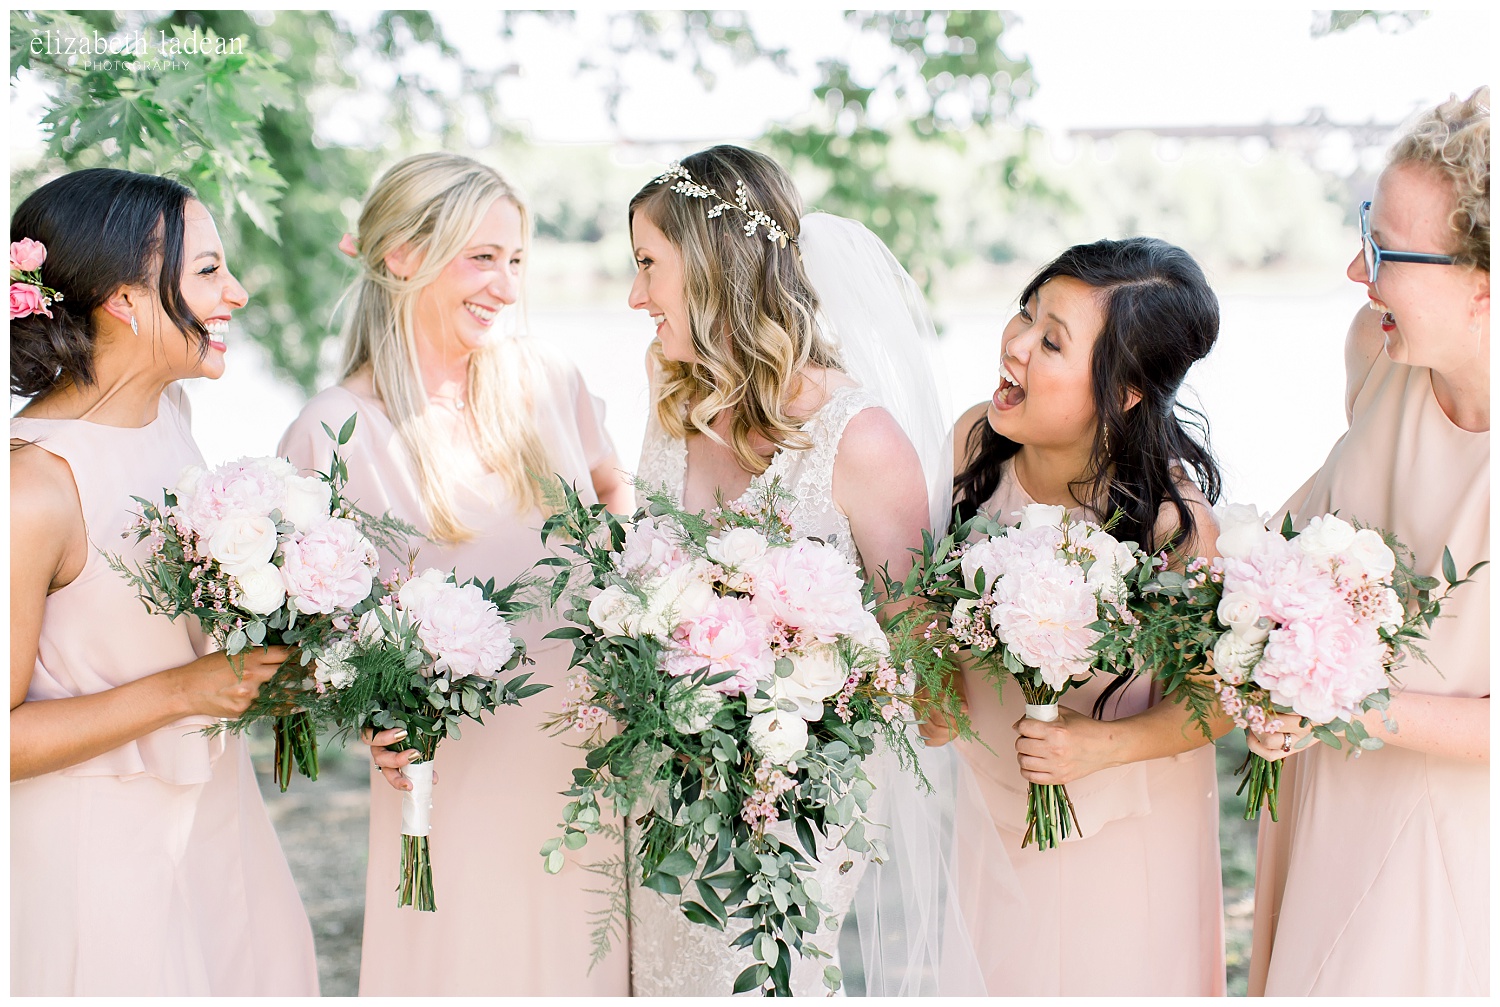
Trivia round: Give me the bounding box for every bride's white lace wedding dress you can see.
[629,383,879,997]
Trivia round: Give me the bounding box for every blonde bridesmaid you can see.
[278,152,632,996]
[10,169,317,995]
[940,237,1230,995]
[1249,87,1489,997]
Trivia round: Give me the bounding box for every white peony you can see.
[748,708,808,764]
[588,584,644,638]
[1296,514,1358,560]
[282,475,333,532]
[235,563,288,615]
[1344,528,1397,581]
[1212,630,1264,686]
[1017,503,1068,533]
[208,515,280,576]
[1214,503,1273,559]
[1217,591,1272,645]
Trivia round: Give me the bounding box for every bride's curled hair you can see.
[630,145,842,473]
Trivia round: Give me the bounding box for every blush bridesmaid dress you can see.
[278,341,630,996]
[10,386,319,996]
[1250,349,1489,996]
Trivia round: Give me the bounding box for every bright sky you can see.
[444,8,1491,145]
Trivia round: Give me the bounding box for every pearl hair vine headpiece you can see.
[652,163,794,248]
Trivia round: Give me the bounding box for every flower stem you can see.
[271,711,319,792]
[398,834,436,911]
[1234,750,1281,821]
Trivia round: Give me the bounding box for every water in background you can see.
[182,283,1365,514]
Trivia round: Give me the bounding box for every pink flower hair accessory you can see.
[10,238,63,320]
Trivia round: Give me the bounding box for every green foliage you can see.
[534,477,953,995]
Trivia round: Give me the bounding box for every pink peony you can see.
[279,517,378,614]
[1252,614,1389,724]
[750,539,870,641]
[10,282,51,320]
[409,581,516,680]
[988,552,1101,690]
[617,515,690,579]
[663,593,774,696]
[10,239,47,272]
[179,456,291,538]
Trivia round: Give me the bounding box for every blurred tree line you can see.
[11,9,1051,392]
[12,9,1383,394]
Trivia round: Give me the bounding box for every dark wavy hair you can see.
[954,237,1223,715]
[10,168,205,400]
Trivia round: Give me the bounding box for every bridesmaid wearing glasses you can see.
[1248,88,1489,997]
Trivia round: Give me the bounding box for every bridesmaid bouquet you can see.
[309,567,544,911]
[107,415,415,789]
[904,503,1143,850]
[534,480,952,996]
[1134,504,1484,820]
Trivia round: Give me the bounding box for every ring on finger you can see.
[1281,732,1293,753]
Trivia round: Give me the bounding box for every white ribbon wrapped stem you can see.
[400,760,435,838]
[1024,703,1059,723]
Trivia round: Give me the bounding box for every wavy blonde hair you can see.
[630,145,842,474]
[340,152,549,542]
[1390,85,1489,271]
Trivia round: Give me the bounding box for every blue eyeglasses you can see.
[1360,200,1458,284]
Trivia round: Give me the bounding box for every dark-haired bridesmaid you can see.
[10,169,317,995]
[933,237,1231,995]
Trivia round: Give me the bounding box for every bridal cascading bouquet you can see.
[901,503,1144,850]
[1132,504,1483,820]
[107,416,413,789]
[534,480,953,997]
[308,567,544,910]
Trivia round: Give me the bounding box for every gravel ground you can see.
[253,729,1259,997]
[251,729,370,998]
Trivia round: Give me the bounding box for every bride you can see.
[624,145,983,996]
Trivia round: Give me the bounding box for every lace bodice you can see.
[635,383,877,570]
[630,384,878,996]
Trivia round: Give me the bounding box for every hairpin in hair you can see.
[652,163,793,248]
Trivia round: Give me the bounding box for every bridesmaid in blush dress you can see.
[1248,88,1489,997]
[936,237,1230,995]
[10,169,317,995]
[278,153,633,996]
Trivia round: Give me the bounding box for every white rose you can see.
[588,584,644,638]
[707,527,769,569]
[1017,503,1068,532]
[208,515,280,576]
[282,475,333,532]
[748,708,808,764]
[174,463,206,505]
[1217,591,1271,645]
[1297,514,1358,559]
[253,455,298,480]
[235,563,288,615]
[1214,503,1272,559]
[850,612,889,656]
[1345,528,1397,581]
[781,644,851,718]
[667,687,725,734]
[1212,630,1264,686]
[638,560,717,638]
[397,568,452,622]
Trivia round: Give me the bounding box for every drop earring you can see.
[130,315,139,335]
